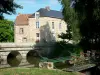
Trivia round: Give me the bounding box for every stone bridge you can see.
[0,43,52,68]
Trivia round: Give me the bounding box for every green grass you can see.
[0,68,81,75]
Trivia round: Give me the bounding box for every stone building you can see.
[14,7,67,43]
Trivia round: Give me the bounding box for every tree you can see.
[74,0,100,50]
[59,0,100,50]
[0,20,14,42]
[51,0,82,58]
[58,0,81,44]
[58,29,72,42]
[0,0,21,42]
[0,0,22,19]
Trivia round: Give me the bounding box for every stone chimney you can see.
[45,6,50,11]
[18,13,21,15]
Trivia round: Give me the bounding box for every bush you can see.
[50,41,83,58]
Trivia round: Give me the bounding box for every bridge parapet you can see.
[0,43,35,48]
[0,43,54,68]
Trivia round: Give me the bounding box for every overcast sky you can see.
[4,0,62,21]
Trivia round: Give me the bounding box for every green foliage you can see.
[72,46,83,55]
[0,0,22,19]
[58,29,72,42]
[59,0,100,50]
[0,68,80,75]
[51,0,83,58]
[50,41,82,58]
[75,0,100,50]
[58,0,81,44]
[0,20,14,42]
[52,41,68,57]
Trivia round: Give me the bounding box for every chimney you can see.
[45,6,50,11]
[18,13,21,15]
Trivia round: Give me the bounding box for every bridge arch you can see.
[26,50,41,66]
[7,51,22,67]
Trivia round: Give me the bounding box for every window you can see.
[36,33,40,43]
[22,37,27,42]
[52,32,55,41]
[36,39,39,43]
[36,14,39,19]
[52,22,54,29]
[52,32,55,37]
[19,28,24,34]
[36,33,39,37]
[59,23,61,29]
[36,21,39,28]
[35,12,40,20]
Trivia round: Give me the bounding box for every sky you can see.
[4,0,62,21]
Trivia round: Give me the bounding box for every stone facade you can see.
[14,7,67,43]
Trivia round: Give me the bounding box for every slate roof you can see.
[30,8,63,19]
[15,7,63,25]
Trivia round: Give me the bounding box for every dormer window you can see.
[35,12,40,20]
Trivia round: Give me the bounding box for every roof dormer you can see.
[35,12,40,20]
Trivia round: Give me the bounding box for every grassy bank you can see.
[0,68,81,75]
